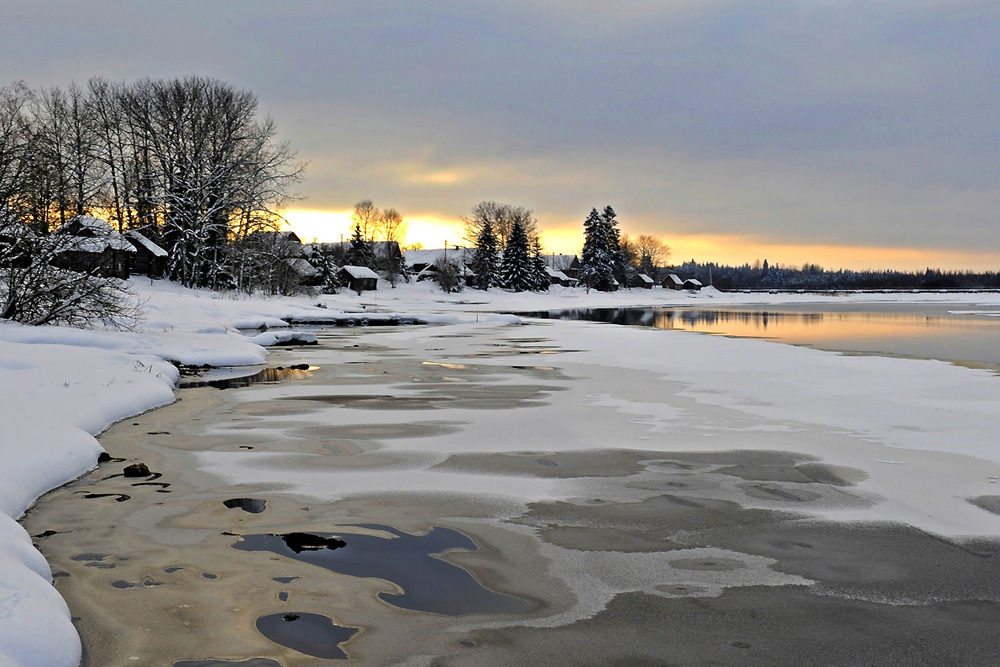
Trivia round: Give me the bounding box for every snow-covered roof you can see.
[124,230,168,257]
[684,278,703,287]
[72,215,115,234]
[545,267,570,281]
[547,254,579,270]
[59,235,136,254]
[664,274,685,286]
[286,257,318,277]
[341,265,379,280]
[405,248,471,267]
[59,216,135,252]
[635,273,655,284]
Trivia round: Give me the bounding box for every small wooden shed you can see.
[629,273,655,289]
[663,273,685,290]
[124,230,168,278]
[339,265,379,293]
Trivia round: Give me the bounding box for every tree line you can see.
[672,259,1000,291]
[1,76,303,324]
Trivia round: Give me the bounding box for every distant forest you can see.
[667,260,1000,291]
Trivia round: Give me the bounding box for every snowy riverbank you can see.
[2,279,1000,667]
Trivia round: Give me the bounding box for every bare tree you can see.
[119,76,304,287]
[351,199,380,241]
[635,234,671,279]
[0,82,34,219]
[462,201,537,249]
[375,207,406,245]
[374,206,406,286]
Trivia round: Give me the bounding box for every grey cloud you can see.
[2,0,999,256]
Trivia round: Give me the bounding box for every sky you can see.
[2,0,999,271]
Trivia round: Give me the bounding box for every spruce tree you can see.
[530,237,550,291]
[499,219,532,291]
[471,221,499,290]
[346,223,376,269]
[580,207,616,291]
[602,205,624,289]
[308,244,343,294]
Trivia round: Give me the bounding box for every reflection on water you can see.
[527,306,1000,367]
[234,524,532,616]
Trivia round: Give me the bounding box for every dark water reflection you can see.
[234,524,532,616]
[525,305,1000,367]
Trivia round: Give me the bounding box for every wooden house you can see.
[629,273,655,289]
[339,265,379,293]
[545,266,577,287]
[124,230,168,278]
[404,247,474,283]
[547,254,581,280]
[683,278,703,291]
[55,216,135,279]
[663,273,685,290]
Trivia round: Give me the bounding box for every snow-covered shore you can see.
[2,279,1000,667]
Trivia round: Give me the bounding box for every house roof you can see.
[71,215,115,234]
[547,254,579,270]
[404,248,471,267]
[124,230,168,257]
[254,230,303,244]
[664,274,685,286]
[60,216,135,252]
[684,278,703,286]
[341,265,380,280]
[545,267,570,281]
[59,235,136,254]
[286,257,318,277]
[635,273,655,284]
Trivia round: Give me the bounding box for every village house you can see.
[547,254,581,280]
[404,247,474,283]
[545,266,576,287]
[124,230,168,278]
[629,273,655,289]
[339,265,379,293]
[307,240,403,268]
[663,273,685,290]
[55,215,135,279]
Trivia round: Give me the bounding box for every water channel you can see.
[522,303,1000,369]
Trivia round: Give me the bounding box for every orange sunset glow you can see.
[285,208,1000,272]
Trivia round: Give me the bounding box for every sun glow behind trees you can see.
[283,207,586,254]
[282,208,1000,272]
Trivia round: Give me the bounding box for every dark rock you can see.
[290,363,310,370]
[123,463,151,477]
[283,613,300,622]
[97,452,113,463]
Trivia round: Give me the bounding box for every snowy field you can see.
[2,279,1000,666]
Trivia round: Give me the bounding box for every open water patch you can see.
[179,365,317,390]
[256,612,358,660]
[233,524,532,615]
[223,498,268,514]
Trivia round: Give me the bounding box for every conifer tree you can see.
[499,218,532,291]
[580,207,616,291]
[346,222,376,269]
[530,237,550,291]
[602,205,625,288]
[471,220,499,290]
